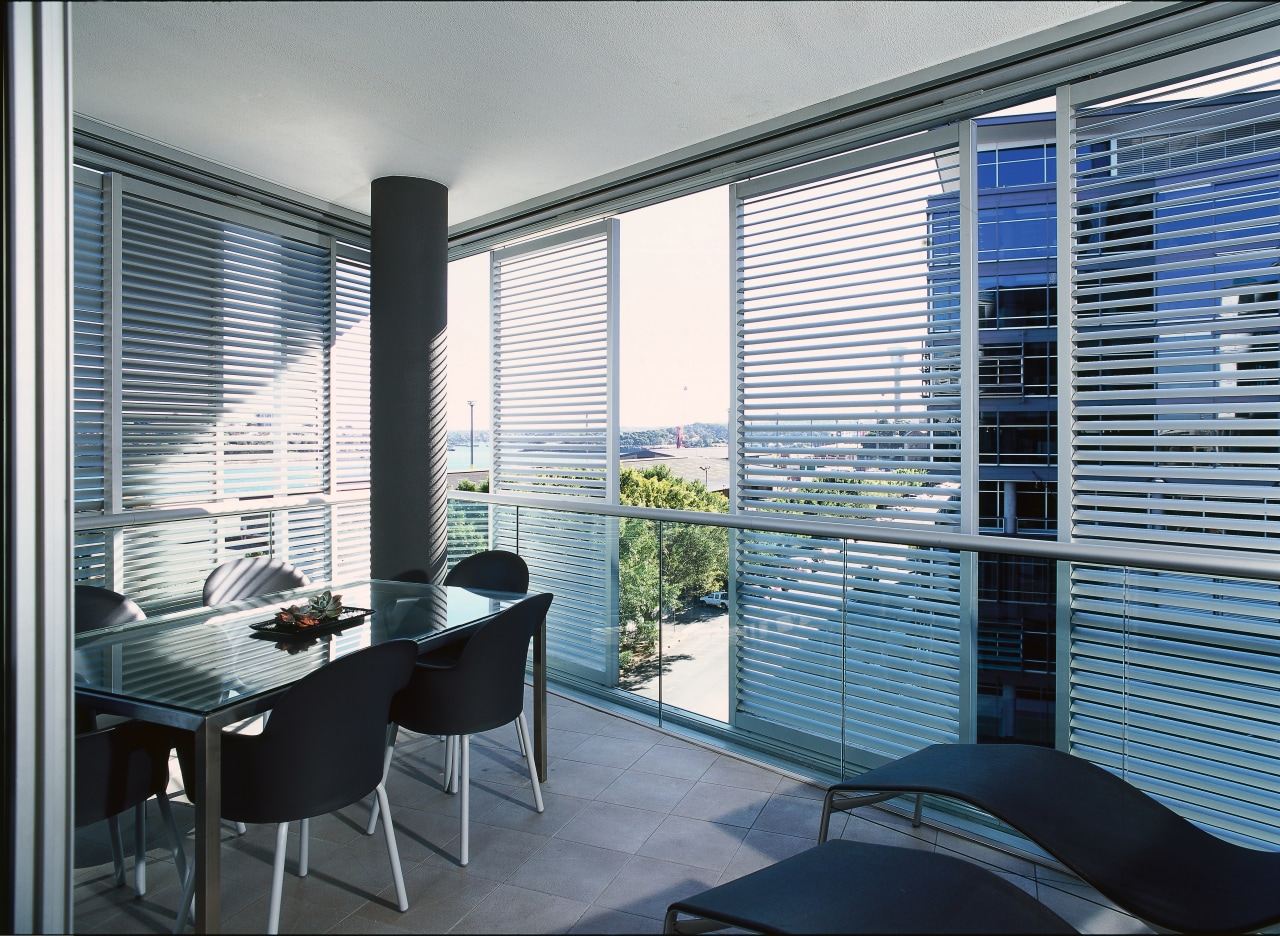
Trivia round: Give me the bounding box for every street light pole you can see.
[702,466,710,489]
[467,400,475,468]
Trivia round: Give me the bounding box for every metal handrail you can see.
[448,488,1280,582]
[73,490,370,531]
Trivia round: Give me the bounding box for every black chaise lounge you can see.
[819,743,1280,935]
[664,839,1074,934]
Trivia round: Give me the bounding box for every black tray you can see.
[249,606,374,641]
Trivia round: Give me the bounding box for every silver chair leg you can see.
[107,814,127,887]
[156,792,188,886]
[375,782,409,912]
[366,730,397,835]
[267,821,290,935]
[515,720,527,756]
[516,713,544,813]
[174,861,195,934]
[459,735,470,866]
[134,801,147,896]
[912,792,924,828]
[299,817,309,877]
[235,821,247,836]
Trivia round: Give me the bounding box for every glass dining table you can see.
[73,579,547,934]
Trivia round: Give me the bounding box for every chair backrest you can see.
[74,586,147,732]
[201,556,310,605]
[219,639,420,824]
[394,593,552,737]
[74,585,145,633]
[75,721,170,827]
[443,549,529,594]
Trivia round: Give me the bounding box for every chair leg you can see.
[134,801,147,897]
[107,814,127,887]
[459,735,470,867]
[912,792,924,828]
[374,783,409,912]
[443,734,455,793]
[267,821,290,935]
[174,860,195,934]
[235,821,247,836]
[515,720,527,756]
[366,729,397,835]
[516,713,544,813]
[299,817,309,877]
[156,792,188,888]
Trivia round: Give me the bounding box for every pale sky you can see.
[446,186,730,432]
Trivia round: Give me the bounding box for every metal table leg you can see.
[534,619,547,782]
[194,719,221,933]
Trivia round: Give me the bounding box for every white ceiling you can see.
[72,1,1123,227]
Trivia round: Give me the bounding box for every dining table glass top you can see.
[74,580,523,722]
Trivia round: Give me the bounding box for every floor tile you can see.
[554,800,666,854]
[749,792,825,838]
[630,745,717,781]
[594,719,667,745]
[700,756,783,793]
[540,760,625,800]
[353,863,498,932]
[637,815,748,872]
[770,776,827,800]
[561,734,654,770]
[549,704,619,735]
[569,905,665,934]
[481,789,589,837]
[451,883,590,934]
[424,820,550,880]
[671,781,771,828]
[375,802,461,864]
[593,854,720,921]
[596,771,695,813]
[719,828,815,881]
[547,727,593,759]
[506,837,631,904]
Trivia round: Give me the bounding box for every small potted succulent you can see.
[276,590,344,630]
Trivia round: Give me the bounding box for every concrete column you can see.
[369,177,449,582]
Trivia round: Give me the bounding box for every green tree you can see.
[616,466,729,676]
[447,477,491,560]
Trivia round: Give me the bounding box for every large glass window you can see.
[73,170,370,613]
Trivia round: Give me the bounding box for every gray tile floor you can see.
[73,689,1153,934]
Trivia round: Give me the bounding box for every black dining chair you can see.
[174,639,420,934]
[76,719,188,899]
[75,584,151,886]
[201,556,310,606]
[366,593,552,867]
[199,557,309,835]
[444,549,529,593]
[76,584,147,634]
[431,549,532,763]
[75,585,146,738]
[404,549,530,665]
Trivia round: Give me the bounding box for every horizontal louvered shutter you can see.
[74,172,110,584]
[732,129,968,765]
[490,221,619,683]
[1064,36,1280,847]
[119,186,331,508]
[331,247,373,581]
[71,173,373,613]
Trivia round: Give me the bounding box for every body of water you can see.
[448,442,491,472]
